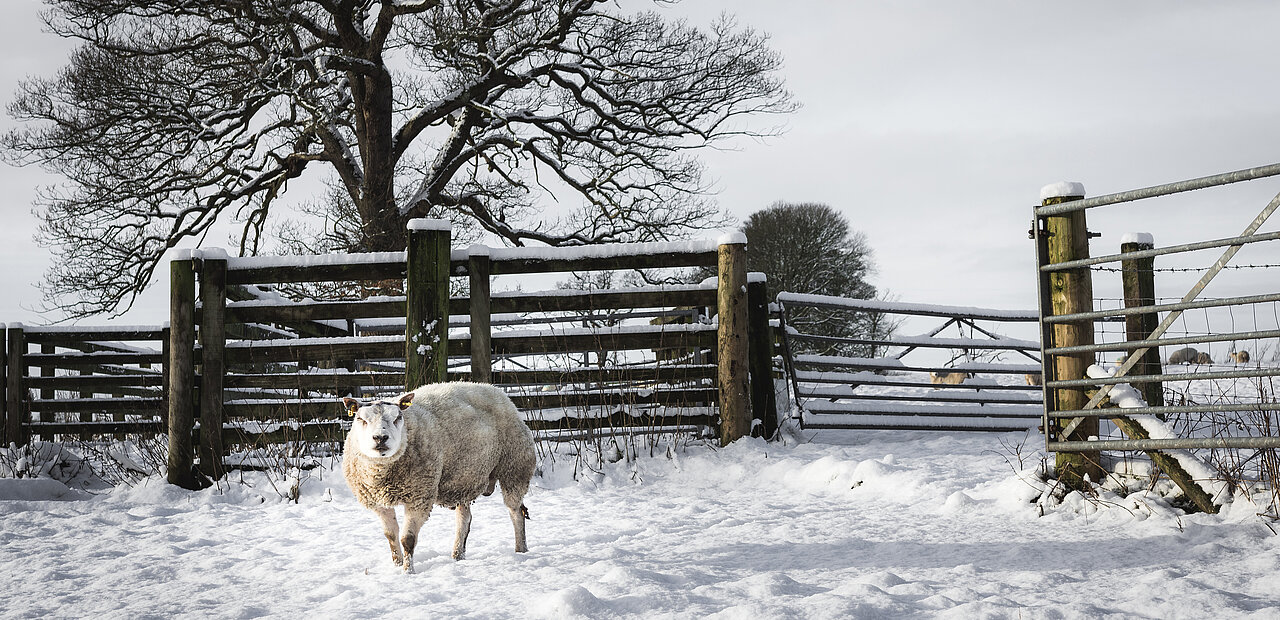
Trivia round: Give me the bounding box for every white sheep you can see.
[929,370,973,388]
[341,382,536,573]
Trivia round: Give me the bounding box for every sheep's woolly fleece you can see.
[3,430,1280,618]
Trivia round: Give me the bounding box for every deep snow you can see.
[2,430,1280,619]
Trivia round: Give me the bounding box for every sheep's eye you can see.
[394,413,403,424]
[356,418,367,425]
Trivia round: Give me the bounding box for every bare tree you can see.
[742,202,894,356]
[4,1,795,317]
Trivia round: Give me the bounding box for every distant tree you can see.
[741,201,893,356]
[4,1,795,317]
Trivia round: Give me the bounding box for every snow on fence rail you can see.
[2,224,780,489]
[776,296,1044,433]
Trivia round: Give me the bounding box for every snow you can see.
[717,231,747,245]
[3,431,1280,617]
[1040,181,1087,201]
[1121,231,1156,246]
[407,218,452,232]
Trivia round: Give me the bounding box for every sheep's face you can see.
[343,393,413,460]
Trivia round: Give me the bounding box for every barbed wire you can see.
[1091,263,1280,273]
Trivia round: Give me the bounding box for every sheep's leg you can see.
[373,506,403,568]
[452,503,472,560]
[399,506,430,574]
[500,485,529,553]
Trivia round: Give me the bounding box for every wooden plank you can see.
[30,398,165,413]
[717,239,750,445]
[470,252,493,383]
[488,251,718,276]
[5,325,24,446]
[166,258,201,489]
[524,411,717,433]
[199,256,228,480]
[25,420,165,436]
[509,387,717,410]
[223,385,716,421]
[27,374,165,390]
[225,299,404,324]
[218,328,714,364]
[489,287,717,314]
[220,287,716,324]
[22,352,164,368]
[224,260,408,286]
[223,372,405,390]
[23,329,167,345]
[406,222,451,389]
[747,280,778,438]
[1044,191,1104,488]
[1120,238,1165,408]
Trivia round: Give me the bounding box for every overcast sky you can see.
[3,1,1280,328]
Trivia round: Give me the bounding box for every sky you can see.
[3,1,1280,327]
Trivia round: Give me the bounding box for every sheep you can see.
[1229,351,1251,364]
[929,371,973,388]
[341,382,536,573]
[1168,347,1216,365]
[1024,373,1043,386]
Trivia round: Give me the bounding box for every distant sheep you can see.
[1229,351,1251,364]
[1168,347,1212,365]
[1024,373,1042,386]
[930,371,973,388]
[341,382,536,573]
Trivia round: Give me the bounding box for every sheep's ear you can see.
[397,392,415,410]
[342,397,360,417]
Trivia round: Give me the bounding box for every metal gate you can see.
[1033,162,1280,507]
[777,293,1043,432]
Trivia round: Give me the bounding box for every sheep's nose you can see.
[372,434,389,447]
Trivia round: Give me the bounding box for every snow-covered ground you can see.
[3,430,1280,619]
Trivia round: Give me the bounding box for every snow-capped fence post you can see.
[717,233,751,445]
[746,275,777,439]
[198,250,228,481]
[1119,234,1164,408]
[0,325,5,443]
[5,324,30,447]
[406,219,451,389]
[1040,184,1104,490]
[166,255,202,490]
[468,246,493,384]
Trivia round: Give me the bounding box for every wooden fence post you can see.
[5,324,28,447]
[0,324,5,445]
[717,234,751,445]
[406,219,451,390]
[166,255,202,489]
[198,250,228,481]
[1043,185,1104,489]
[746,276,777,439]
[1120,233,1164,408]
[468,246,492,384]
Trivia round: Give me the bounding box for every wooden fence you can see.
[777,293,1044,432]
[2,222,779,489]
